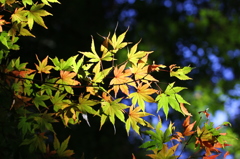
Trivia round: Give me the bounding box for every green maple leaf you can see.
[50,91,69,112]
[77,94,99,126]
[77,93,99,114]
[11,7,28,23]
[50,55,79,71]
[140,121,174,151]
[8,22,35,39]
[25,3,52,30]
[21,133,48,153]
[33,112,57,133]
[92,67,112,83]
[18,116,32,137]
[32,94,50,109]
[53,135,74,157]
[22,0,33,7]
[99,98,129,132]
[170,65,194,80]
[156,82,189,119]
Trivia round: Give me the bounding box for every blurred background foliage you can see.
[8,0,240,158]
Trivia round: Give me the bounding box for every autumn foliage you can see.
[0,0,235,158]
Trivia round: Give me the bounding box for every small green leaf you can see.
[53,134,60,150]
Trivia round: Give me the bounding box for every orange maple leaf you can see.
[182,116,196,136]
[12,69,35,78]
[110,63,135,97]
[59,71,80,85]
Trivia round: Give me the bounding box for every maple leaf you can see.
[32,94,50,109]
[109,27,130,52]
[41,0,60,7]
[194,122,232,157]
[169,64,193,80]
[50,91,69,112]
[79,36,101,73]
[182,116,196,136]
[125,105,153,135]
[92,67,112,83]
[203,154,220,159]
[35,55,54,74]
[148,61,166,73]
[53,135,74,157]
[58,71,80,85]
[129,82,157,111]
[0,15,10,32]
[22,0,33,7]
[20,133,48,153]
[50,55,80,71]
[57,71,80,94]
[80,36,114,73]
[127,40,153,65]
[99,97,129,132]
[110,63,135,97]
[156,82,189,118]
[8,22,35,39]
[147,144,179,159]
[140,120,175,150]
[77,93,99,126]
[25,3,52,30]
[130,62,158,84]
[11,7,28,23]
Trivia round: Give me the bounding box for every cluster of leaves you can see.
[140,112,234,159]
[0,0,234,158]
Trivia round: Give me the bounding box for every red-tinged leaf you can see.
[182,116,196,136]
[148,62,166,73]
[132,153,136,159]
[224,151,230,158]
[59,71,80,85]
[172,132,185,142]
[203,154,220,159]
[12,69,35,78]
[110,63,135,97]
[35,55,54,74]
[199,109,210,118]
[61,150,74,157]
[0,15,10,32]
